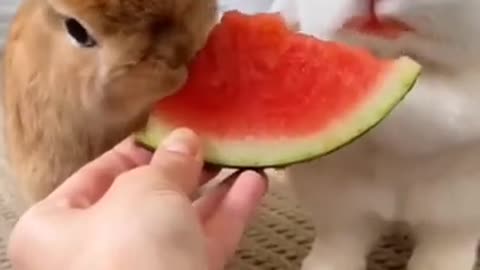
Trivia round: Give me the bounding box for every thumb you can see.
[103,128,204,202]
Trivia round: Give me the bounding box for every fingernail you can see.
[162,128,198,156]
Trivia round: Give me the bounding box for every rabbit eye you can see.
[64,18,97,48]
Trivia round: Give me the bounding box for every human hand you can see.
[8,128,268,270]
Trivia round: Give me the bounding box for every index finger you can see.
[202,171,268,270]
[46,136,153,208]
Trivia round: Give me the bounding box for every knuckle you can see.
[114,165,150,185]
[112,150,201,195]
[153,150,197,177]
[114,165,182,193]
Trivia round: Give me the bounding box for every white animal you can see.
[269,0,480,269]
[218,0,480,268]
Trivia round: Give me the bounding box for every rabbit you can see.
[1,0,218,206]
[267,0,480,269]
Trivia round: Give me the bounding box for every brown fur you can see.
[1,0,217,205]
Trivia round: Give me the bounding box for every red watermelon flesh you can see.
[136,11,421,168]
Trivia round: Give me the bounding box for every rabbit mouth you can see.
[341,16,413,39]
[341,0,413,39]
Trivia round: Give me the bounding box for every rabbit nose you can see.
[369,0,380,21]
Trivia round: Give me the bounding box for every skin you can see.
[7,128,268,270]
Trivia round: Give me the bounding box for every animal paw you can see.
[301,250,366,270]
[408,248,476,270]
[408,229,477,270]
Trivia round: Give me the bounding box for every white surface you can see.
[219,0,273,14]
[0,0,19,46]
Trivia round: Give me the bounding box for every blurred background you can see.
[0,0,19,47]
[219,0,273,14]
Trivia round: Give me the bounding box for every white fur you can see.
[266,0,480,269]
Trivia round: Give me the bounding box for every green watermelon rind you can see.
[135,56,421,169]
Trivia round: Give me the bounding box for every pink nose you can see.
[369,0,379,21]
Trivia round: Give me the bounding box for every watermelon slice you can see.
[135,11,421,168]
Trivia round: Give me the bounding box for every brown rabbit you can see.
[1,0,217,206]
